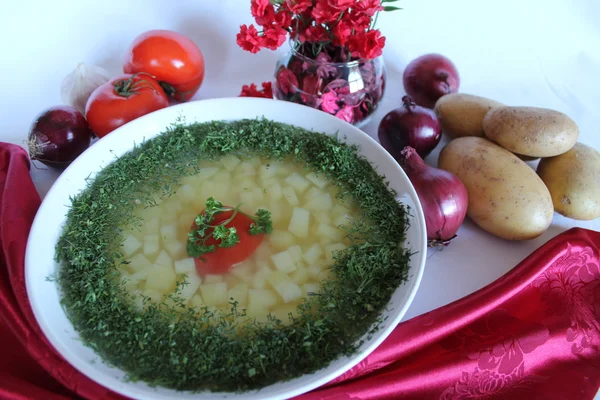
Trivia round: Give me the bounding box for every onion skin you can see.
[398,146,468,245]
[403,53,460,109]
[378,96,442,159]
[27,106,92,169]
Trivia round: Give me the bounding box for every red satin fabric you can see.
[1,141,599,400]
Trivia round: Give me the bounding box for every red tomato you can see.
[85,73,169,138]
[123,30,205,102]
[190,209,264,275]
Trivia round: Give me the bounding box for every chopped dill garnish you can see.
[54,118,412,393]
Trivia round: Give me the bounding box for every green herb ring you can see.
[55,118,411,392]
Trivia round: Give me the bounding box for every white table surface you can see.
[2,0,599,323]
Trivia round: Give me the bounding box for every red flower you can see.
[347,29,386,59]
[239,81,273,99]
[251,0,270,20]
[300,24,329,43]
[312,0,342,23]
[328,0,355,11]
[237,24,262,53]
[332,19,353,46]
[355,0,383,17]
[285,0,312,14]
[345,10,372,32]
[261,27,287,50]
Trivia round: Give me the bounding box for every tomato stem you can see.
[159,81,196,100]
[113,72,158,98]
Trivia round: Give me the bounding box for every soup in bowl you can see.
[25,97,427,400]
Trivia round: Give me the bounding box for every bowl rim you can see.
[25,97,427,400]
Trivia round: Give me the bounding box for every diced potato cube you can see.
[272,161,293,176]
[285,173,311,194]
[252,187,265,204]
[304,192,333,212]
[154,250,173,269]
[302,283,321,296]
[143,290,163,303]
[130,270,150,282]
[143,235,160,258]
[142,205,162,219]
[236,161,256,176]
[121,235,142,257]
[271,303,298,321]
[258,163,277,179]
[269,230,295,250]
[228,283,249,307]
[271,250,296,273]
[251,267,269,289]
[248,288,279,309]
[127,253,152,273]
[291,267,310,285]
[143,216,160,235]
[315,223,345,242]
[164,200,182,215]
[254,243,272,264]
[231,263,253,280]
[266,182,283,202]
[305,172,328,189]
[302,243,323,265]
[282,186,299,207]
[287,245,302,264]
[164,241,186,261]
[196,167,219,181]
[221,154,241,171]
[174,258,196,274]
[199,282,228,306]
[240,191,255,209]
[325,243,347,264]
[190,293,205,309]
[333,213,351,228]
[332,203,350,218]
[204,274,224,284]
[212,181,230,199]
[267,271,303,303]
[178,274,202,302]
[288,207,310,238]
[179,212,196,230]
[177,184,196,203]
[160,225,178,243]
[145,266,176,294]
[308,264,323,278]
[269,200,290,226]
[304,187,320,201]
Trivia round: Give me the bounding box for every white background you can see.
[2,0,599,331]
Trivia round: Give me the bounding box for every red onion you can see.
[398,146,468,246]
[403,53,460,109]
[378,96,442,159]
[27,105,92,169]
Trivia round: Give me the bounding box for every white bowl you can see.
[25,97,427,400]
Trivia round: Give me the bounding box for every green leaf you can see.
[383,5,402,11]
[382,0,400,3]
[249,208,273,236]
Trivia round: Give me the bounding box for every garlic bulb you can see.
[61,63,111,114]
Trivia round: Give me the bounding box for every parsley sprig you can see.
[186,197,240,258]
[249,208,273,236]
[186,197,273,258]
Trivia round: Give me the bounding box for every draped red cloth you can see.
[1,141,599,400]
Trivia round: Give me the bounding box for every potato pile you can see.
[434,93,599,240]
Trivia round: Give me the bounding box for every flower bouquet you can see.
[237,0,400,126]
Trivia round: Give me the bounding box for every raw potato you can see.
[434,93,503,138]
[536,143,600,220]
[483,106,579,157]
[438,137,554,240]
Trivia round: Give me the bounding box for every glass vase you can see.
[273,46,386,128]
